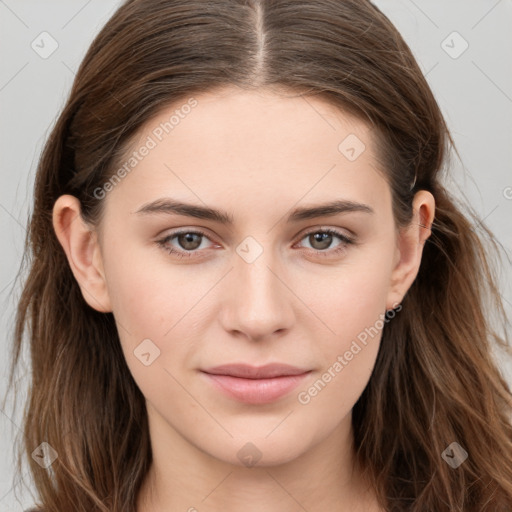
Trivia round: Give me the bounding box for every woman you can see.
[8,0,512,510]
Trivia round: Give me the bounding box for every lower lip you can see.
[202,371,311,404]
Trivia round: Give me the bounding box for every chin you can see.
[202,432,313,469]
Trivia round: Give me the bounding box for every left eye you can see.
[298,228,353,252]
[156,228,354,259]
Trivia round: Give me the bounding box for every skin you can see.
[53,85,435,512]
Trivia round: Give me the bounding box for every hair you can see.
[5,0,512,510]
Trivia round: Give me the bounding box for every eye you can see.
[156,229,215,259]
[156,227,355,259]
[294,227,355,258]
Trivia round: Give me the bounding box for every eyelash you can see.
[156,227,355,260]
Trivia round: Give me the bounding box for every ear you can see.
[385,190,435,310]
[52,194,112,313]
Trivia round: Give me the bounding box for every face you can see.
[59,86,427,468]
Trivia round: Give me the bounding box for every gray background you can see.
[1,1,511,509]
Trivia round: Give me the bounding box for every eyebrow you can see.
[134,198,374,224]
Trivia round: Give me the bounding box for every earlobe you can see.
[52,195,112,313]
[385,190,435,310]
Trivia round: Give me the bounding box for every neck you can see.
[136,402,381,512]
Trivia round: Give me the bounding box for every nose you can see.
[218,244,295,342]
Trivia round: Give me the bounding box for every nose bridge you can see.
[221,235,294,339]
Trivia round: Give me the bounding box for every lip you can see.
[203,363,310,379]
[201,364,312,404]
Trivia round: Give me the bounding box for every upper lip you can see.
[202,363,311,379]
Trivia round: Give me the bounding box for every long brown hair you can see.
[5,0,512,510]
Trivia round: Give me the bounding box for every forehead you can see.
[103,86,390,219]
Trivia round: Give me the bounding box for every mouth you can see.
[200,363,312,404]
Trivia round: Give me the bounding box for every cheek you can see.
[294,246,394,407]
[304,244,394,350]
[102,239,197,337]
[295,295,387,422]
[100,241,212,387]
